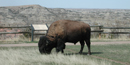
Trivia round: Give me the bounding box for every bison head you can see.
[38,36,55,54]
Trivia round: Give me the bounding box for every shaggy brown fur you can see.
[38,20,91,55]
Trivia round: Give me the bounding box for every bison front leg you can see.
[56,44,65,53]
[61,50,64,53]
[61,44,66,53]
[79,41,85,54]
[59,44,66,53]
[56,39,65,53]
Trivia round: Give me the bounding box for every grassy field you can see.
[0,44,130,65]
[65,44,130,65]
[91,44,130,64]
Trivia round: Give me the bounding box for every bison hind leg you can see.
[79,40,85,54]
[85,39,91,55]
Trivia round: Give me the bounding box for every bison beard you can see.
[38,20,91,55]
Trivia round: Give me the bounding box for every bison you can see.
[38,20,91,55]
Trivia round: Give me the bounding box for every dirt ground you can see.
[0,41,130,47]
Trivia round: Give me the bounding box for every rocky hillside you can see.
[0,5,82,25]
[68,9,130,26]
[0,5,130,26]
[0,5,130,39]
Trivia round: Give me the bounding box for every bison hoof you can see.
[87,53,91,55]
[79,52,82,54]
[87,54,91,55]
[61,50,64,53]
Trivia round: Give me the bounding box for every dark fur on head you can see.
[38,36,56,54]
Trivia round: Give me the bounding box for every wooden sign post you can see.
[31,24,48,41]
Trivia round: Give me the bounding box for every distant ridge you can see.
[0,5,130,26]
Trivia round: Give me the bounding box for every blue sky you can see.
[0,0,130,9]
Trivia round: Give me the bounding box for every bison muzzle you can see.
[38,20,91,55]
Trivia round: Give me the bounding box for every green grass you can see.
[91,44,130,65]
[64,44,130,65]
[0,44,130,65]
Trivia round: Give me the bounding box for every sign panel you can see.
[32,24,48,30]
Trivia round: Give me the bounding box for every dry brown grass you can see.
[0,47,111,65]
